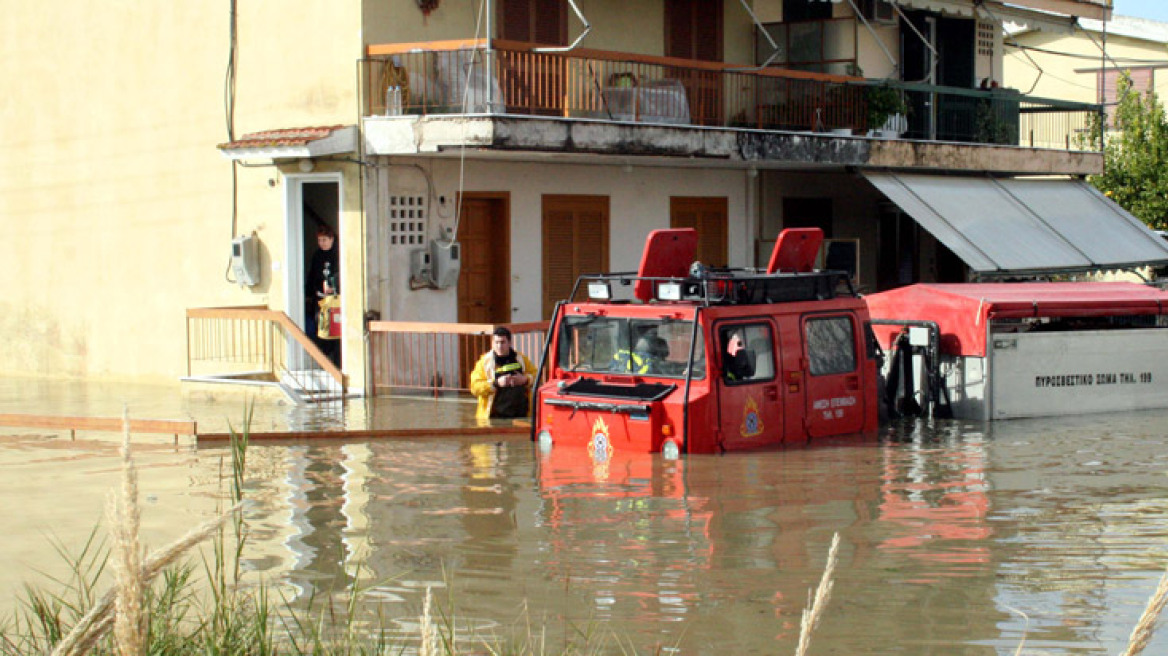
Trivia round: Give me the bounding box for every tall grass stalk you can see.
[109,408,145,656]
[794,532,840,656]
[1121,564,1168,656]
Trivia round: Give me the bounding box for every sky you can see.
[1112,0,1168,22]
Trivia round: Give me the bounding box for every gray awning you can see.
[864,172,1168,276]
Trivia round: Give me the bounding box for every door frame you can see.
[284,173,344,364]
[457,191,511,324]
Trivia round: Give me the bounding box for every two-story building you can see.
[8,0,1167,400]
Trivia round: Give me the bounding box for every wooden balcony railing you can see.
[362,39,1101,150]
[368,320,549,395]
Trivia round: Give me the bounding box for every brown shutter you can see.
[533,0,566,45]
[500,0,532,41]
[671,197,728,268]
[693,0,723,63]
[666,0,695,59]
[543,196,610,318]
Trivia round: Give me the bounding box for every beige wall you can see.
[368,158,755,324]
[364,0,757,63]
[1005,29,1168,105]
[0,1,362,383]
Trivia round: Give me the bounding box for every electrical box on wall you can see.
[430,239,461,289]
[409,248,431,286]
[231,234,260,287]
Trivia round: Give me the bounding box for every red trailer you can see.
[532,228,879,457]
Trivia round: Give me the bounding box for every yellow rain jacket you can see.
[470,349,537,421]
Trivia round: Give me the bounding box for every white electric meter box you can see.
[430,239,461,289]
[410,248,431,283]
[231,234,260,287]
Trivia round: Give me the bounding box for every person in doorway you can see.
[722,331,755,382]
[470,326,537,421]
[306,223,341,366]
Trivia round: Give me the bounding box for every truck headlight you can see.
[661,438,680,460]
[537,429,554,453]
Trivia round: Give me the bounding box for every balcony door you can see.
[497,0,567,115]
[665,0,723,125]
[542,195,609,318]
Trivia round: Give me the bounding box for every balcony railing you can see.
[362,39,1101,151]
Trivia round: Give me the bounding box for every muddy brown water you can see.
[4,393,1168,654]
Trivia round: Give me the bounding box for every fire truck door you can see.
[802,313,867,437]
[715,321,784,450]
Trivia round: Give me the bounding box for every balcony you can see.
[360,39,1100,168]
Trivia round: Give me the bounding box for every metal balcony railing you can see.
[185,307,347,403]
[361,39,1101,151]
[368,320,548,395]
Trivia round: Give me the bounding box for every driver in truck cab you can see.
[613,334,668,374]
[471,326,537,421]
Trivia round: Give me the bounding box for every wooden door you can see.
[458,195,511,324]
[497,0,567,115]
[542,195,609,318]
[670,196,728,268]
[664,0,723,125]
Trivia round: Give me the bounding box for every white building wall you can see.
[368,158,753,323]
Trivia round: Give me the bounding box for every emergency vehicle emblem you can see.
[740,396,764,438]
[589,417,614,480]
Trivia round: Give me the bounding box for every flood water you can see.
[5,402,1168,654]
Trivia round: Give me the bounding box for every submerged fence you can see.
[368,320,549,395]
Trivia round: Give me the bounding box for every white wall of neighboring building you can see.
[369,158,754,323]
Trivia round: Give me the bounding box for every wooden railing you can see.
[368,320,549,394]
[362,39,1101,149]
[185,307,347,400]
[364,39,866,131]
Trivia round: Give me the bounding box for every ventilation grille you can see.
[388,195,426,246]
[978,22,995,58]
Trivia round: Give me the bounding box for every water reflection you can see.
[6,410,1168,654]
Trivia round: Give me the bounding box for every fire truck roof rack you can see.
[569,267,856,307]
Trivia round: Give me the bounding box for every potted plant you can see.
[866,83,908,137]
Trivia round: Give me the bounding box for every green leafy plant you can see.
[866,83,908,133]
[1088,74,1168,230]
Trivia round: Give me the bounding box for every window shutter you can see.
[500,0,532,41]
[543,196,610,318]
[533,0,565,45]
[671,197,728,268]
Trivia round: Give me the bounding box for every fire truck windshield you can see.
[556,315,706,379]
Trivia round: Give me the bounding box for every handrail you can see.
[185,306,346,388]
[367,38,863,84]
[367,320,548,335]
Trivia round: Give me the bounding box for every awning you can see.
[217,125,357,160]
[892,0,1076,34]
[863,172,1168,276]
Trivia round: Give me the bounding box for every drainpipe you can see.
[486,0,494,112]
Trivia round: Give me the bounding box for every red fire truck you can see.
[531,227,880,457]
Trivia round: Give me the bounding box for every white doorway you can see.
[284,173,343,369]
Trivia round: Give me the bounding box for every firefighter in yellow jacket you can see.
[470,326,538,421]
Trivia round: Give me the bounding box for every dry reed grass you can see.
[1121,564,1168,656]
[794,532,840,656]
[109,409,145,656]
[46,412,241,656]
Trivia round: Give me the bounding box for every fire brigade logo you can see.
[589,417,614,480]
[740,396,764,438]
